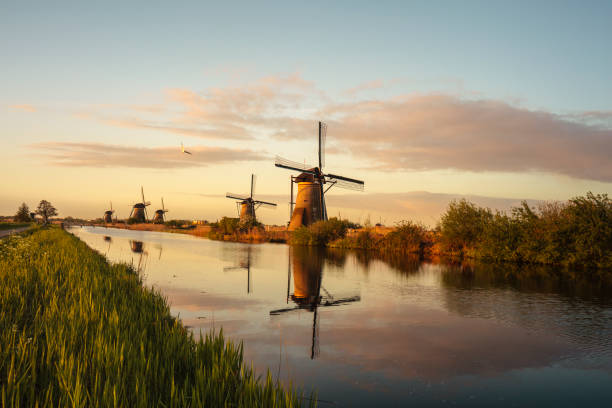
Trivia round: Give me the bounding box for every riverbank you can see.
[0,227,309,407]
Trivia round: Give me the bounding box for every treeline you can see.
[290,192,612,269]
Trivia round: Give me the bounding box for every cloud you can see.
[90,75,612,182]
[321,94,612,182]
[343,80,385,96]
[101,73,320,140]
[29,142,268,168]
[9,104,36,112]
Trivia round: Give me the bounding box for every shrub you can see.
[439,199,492,253]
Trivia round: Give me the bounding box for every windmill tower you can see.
[226,174,277,223]
[275,121,364,231]
[129,186,150,223]
[103,201,115,224]
[152,197,168,224]
[270,246,360,359]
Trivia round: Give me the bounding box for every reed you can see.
[0,227,311,407]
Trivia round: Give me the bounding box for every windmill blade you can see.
[321,295,361,306]
[226,192,250,201]
[255,201,277,209]
[326,173,365,191]
[250,174,257,199]
[269,306,302,315]
[141,186,146,205]
[161,197,165,211]
[319,121,327,169]
[275,156,317,174]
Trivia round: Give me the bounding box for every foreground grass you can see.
[0,227,310,407]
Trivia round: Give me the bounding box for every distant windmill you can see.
[103,201,115,224]
[226,174,277,223]
[152,197,168,224]
[270,247,360,359]
[129,186,150,223]
[275,121,364,230]
[181,142,192,155]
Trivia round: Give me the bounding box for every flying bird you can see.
[181,142,192,155]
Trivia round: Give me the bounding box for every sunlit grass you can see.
[0,227,312,407]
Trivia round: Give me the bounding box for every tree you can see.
[14,202,31,222]
[36,200,58,224]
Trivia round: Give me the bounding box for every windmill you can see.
[129,186,150,223]
[152,197,169,224]
[223,246,253,294]
[226,174,277,223]
[269,247,360,359]
[103,201,115,224]
[275,121,364,230]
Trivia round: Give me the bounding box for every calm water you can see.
[69,226,612,407]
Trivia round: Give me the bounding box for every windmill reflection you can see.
[224,246,253,294]
[103,236,112,256]
[270,246,360,359]
[129,240,148,272]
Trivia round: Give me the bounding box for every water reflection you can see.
[270,247,361,359]
[224,246,253,293]
[70,226,612,407]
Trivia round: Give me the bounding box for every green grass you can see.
[0,227,311,407]
[0,222,31,231]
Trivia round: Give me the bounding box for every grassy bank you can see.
[208,217,288,243]
[290,193,612,270]
[0,222,31,231]
[0,227,309,407]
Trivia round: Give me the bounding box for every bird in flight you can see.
[181,142,192,155]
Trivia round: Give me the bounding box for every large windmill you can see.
[103,201,115,224]
[129,186,150,223]
[275,121,364,230]
[152,197,168,224]
[226,174,277,223]
[269,247,360,359]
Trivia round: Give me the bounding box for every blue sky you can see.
[1,1,611,224]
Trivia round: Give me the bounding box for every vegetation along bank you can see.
[0,227,311,407]
[291,193,612,270]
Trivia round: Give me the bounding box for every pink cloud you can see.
[9,104,36,112]
[29,142,268,168]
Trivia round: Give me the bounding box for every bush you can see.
[438,193,612,269]
[439,199,492,253]
[290,217,353,246]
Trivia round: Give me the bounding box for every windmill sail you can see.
[275,156,317,174]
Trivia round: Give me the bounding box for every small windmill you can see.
[275,121,364,230]
[152,197,169,224]
[226,174,277,223]
[129,186,150,223]
[103,201,115,224]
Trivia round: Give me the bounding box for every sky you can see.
[1,0,611,226]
